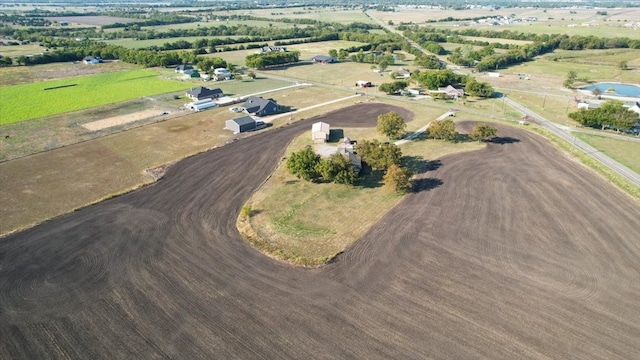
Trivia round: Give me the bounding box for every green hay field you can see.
[0,69,190,124]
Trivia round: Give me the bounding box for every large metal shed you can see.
[226,116,257,133]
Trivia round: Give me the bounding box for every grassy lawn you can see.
[209,40,368,67]
[573,132,640,174]
[0,68,192,124]
[0,43,46,57]
[231,7,374,25]
[241,105,484,265]
[105,35,250,49]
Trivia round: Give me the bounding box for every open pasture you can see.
[137,19,302,33]
[105,35,252,49]
[370,7,637,25]
[234,6,374,25]
[0,61,139,86]
[0,69,190,124]
[45,16,135,27]
[574,132,640,174]
[209,40,368,66]
[0,43,46,58]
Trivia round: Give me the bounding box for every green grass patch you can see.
[573,132,640,174]
[0,69,191,124]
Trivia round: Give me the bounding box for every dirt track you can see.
[1,103,639,359]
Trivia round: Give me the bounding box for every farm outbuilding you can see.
[311,55,337,64]
[226,116,257,133]
[312,122,330,143]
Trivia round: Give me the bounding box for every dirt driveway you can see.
[1,103,639,359]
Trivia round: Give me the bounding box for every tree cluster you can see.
[378,80,409,95]
[355,139,403,171]
[469,123,498,141]
[464,77,494,97]
[428,119,459,141]
[286,146,356,185]
[376,112,407,140]
[245,51,300,69]
[569,101,638,132]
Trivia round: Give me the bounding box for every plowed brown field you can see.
[1,103,639,359]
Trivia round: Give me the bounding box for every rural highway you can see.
[505,96,640,187]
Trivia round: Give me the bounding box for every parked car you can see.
[229,107,242,113]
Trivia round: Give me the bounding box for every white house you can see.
[311,122,330,143]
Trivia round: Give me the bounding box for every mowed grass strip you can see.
[574,132,640,174]
[0,68,190,124]
[242,120,484,266]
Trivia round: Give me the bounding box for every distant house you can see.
[395,68,411,79]
[175,64,194,73]
[83,56,100,65]
[213,73,233,81]
[226,116,257,133]
[214,68,231,76]
[625,102,640,115]
[311,55,337,64]
[433,85,465,99]
[186,87,223,101]
[260,46,287,53]
[243,96,279,117]
[311,122,330,143]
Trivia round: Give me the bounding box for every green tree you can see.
[568,100,638,132]
[618,60,628,70]
[378,80,408,95]
[377,111,407,140]
[465,77,494,97]
[328,49,338,59]
[428,119,459,141]
[286,145,320,181]
[337,49,349,61]
[564,70,577,88]
[246,71,256,79]
[355,140,403,171]
[384,164,413,194]
[469,123,498,141]
[316,153,357,185]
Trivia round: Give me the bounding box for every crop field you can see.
[104,35,251,49]
[574,133,640,174]
[234,7,374,25]
[0,43,46,58]
[0,69,191,124]
[0,61,139,86]
[459,36,532,45]
[44,16,135,26]
[138,19,302,33]
[369,7,639,25]
[1,102,639,358]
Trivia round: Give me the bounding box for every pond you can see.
[581,82,640,98]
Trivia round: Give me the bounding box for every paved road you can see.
[505,96,640,187]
